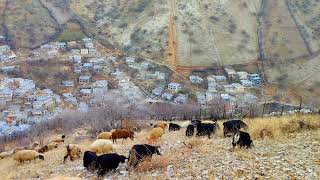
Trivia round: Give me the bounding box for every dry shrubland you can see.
[243,114,320,140]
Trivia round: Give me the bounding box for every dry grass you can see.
[136,156,173,172]
[243,114,320,140]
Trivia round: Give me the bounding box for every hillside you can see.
[0,115,319,179]
[1,0,320,105]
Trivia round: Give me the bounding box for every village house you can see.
[154,71,166,80]
[0,45,10,54]
[85,42,94,49]
[71,49,80,54]
[82,38,93,44]
[126,57,135,64]
[225,68,238,81]
[162,92,173,101]
[0,88,13,102]
[55,42,67,49]
[174,94,188,104]
[94,80,108,88]
[82,63,93,70]
[152,86,164,96]
[208,81,219,92]
[189,75,203,84]
[205,92,219,102]
[231,83,245,93]
[40,44,53,50]
[168,82,182,93]
[140,62,151,70]
[90,58,105,65]
[88,48,97,55]
[74,66,82,74]
[61,81,74,87]
[240,80,253,87]
[237,71,249,80]
[47,49,59,57]
[93,65,103,73]
[67,41,77,48]
[223,84,236,93]
[207,75,216,83]
[80,49,89,55]
[62,93,75,100]
[69,55,82,64]
[214,75,227,83]
[248,74,262,85]
[197,93,206,105]
[79,88,92,97]
[0,53,16,62]
[31,108,47,116]
[79,76,91,84]
[32,101,44,109]
[1,66,16,73]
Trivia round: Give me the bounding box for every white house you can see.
[196,93,206,105]
[154,71,166,80]
[168,82,182,93]
[223,84,235,93]
[0,88,13,102]
[237,71,248,80]
[207,75,216,83]
[69,55,81,64]
[174,94,188,104]
[62,81,74,87]
[189,75,203,84]
[162,92,173,101]
[126,57,135,64]
[206,92,219,102]
[80,49,89,55]
[208,82,219,92]
[152,86,164,96]
[82,63,93,70]
[240,80,253,87]
[0,45,10,54]
[79,89,92,97]
[94,80,108,88]
[88,48,97,54]
[214,75,227,83]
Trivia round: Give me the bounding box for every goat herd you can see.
[0,119,253,178]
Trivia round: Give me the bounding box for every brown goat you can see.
[111,129,134,143]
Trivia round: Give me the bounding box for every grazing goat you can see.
[64,144,82,162]
[169,123,181,131]
[147,127,164,142]
[97,153,126,176]
[111,129,134,143]
[14,150,44,164]
[83,151,99,171]
[193,120,218,138]
[232,131,253,151]
[223,120,247,137]
[185,124,195,137]
[127,144,161,168]
[90,139,114,154]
